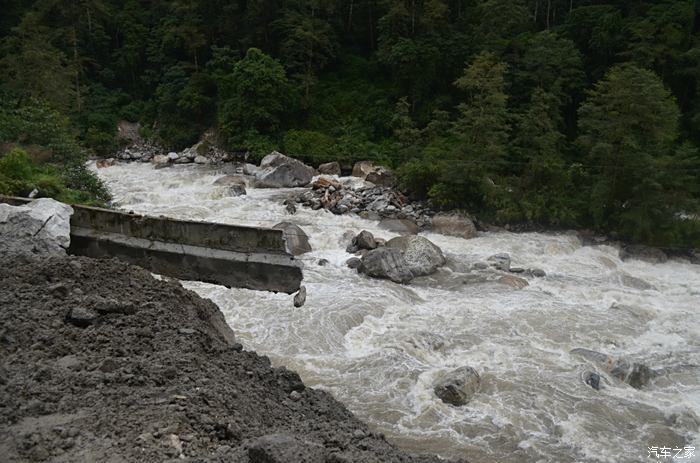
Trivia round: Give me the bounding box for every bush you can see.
[282,129,337,165]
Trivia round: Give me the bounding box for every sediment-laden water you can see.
[94,162,700,463]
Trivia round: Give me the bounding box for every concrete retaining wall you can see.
[0,196,303,293]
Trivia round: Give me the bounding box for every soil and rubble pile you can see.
[0,255,454,463]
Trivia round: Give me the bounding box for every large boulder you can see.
[351,160,375,178]
[0,199,73,258]
[365,167,396,188]
[359,248,413,284]
[318,161,341,176]
[273,222,312,256]
[255,152,315,188]
[434,366,481,406]
[152,154,169,167]
[346,230,377,253]
[386,235,446,277]
[431,213,477,239]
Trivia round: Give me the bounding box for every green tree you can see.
[577,63,690,242]
[217,48,292,148]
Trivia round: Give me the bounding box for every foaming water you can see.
[95,162,700,462]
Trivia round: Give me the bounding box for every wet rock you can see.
[347,230,377,253]
[0,198,73,258]
[570,348,653,389]
[345,258,362,270]
[167,152,179,161]
[584,371,601,390]
[247,433,327,463]
[317,162,341,176]
[619,245,668,264]
[285,202,297,214]
[434,366,481,406]
[386,235,446,277]
[273,222,312,256]
[378,218,419,235]
[487,253,511,271]
[227,184,247,197]
[255,152,314,188]
[497,275,529,289]
[359,248,413,284]
[530,268,546,278]
[293,286,307,308]
[430,213,477,239]
[317,259,329,266]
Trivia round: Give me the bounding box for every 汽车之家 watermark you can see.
[647,446,695,459]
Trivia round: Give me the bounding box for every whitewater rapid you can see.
[94,162,700,462]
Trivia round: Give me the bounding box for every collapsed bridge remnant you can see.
[0,196,303,293]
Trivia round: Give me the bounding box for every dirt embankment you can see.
[0,255,455,463]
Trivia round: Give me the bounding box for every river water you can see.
[93,162,700,463]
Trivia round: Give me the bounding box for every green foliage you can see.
[282,130,337,165]
[217,48,291,149]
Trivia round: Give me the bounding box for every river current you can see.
[93,162,700,463]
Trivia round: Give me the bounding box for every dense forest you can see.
[1,0,699,247]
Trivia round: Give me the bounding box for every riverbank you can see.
[0,253,455,463]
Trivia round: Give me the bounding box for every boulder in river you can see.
[619,245,668,264]
[359,248,413,283]
[255,152,315,188]
[430,213,478,239]
[273,222,312,256]
[570,348,653,389]
[347,230,377,253]
[0,198,73,258]
[293,286,307,308]
[488,253,511,271]
[152,154,169,166]
[345,257,363,270]
[497,275,529,289]
[386,235,446,277]
[434,366,481,406]
[214,175,250,187]
[317,161,341,176]
[227,184,247,197]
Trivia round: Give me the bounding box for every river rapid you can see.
[93,162,700,463]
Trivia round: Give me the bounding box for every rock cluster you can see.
[344,230,446,284]
[115,140,163,163]
[570,348,654,389]
[292,177,434,227]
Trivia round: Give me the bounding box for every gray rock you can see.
[530,268,546,278]
[365,167,396,188]
[345,258,362,270]
[487,253,511,271]
[353,230,377,251]
[318,161,341,176]
[497,275,529,289]
[317,259,329,266]
[255,152,315,188]
[570,348,653,389]
[214,175,249,187]
[273,222,312,256]
[167,152,179,161]
[434,366,481,406]
[359,248,413,284]
[584,371,601,390]
[194,155,209,164]
[152,154,169,166]
[293,286,307,308]
[351,161,375,179]
[66,306,99,328]
[619,245,668,264]
[0,199,73,258]
[227,184,247,197]
[285,202,297,214]
[431,213,477,239]
[386,235,446,277]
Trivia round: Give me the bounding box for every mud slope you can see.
[0,255,455,463]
